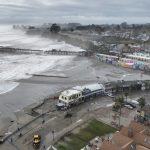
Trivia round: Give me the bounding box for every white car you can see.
[107,93,115,98]
[125,105,133,110]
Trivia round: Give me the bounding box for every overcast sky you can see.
[0,0,150,24]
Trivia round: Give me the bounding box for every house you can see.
[99,121,150,150]
[137,105,150,124]
[112,132,134,150]
[100,140,121,150]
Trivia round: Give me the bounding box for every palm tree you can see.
[138,97,146,109]
[114,96,124,127]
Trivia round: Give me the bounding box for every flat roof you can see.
[73,83,105,92]
[126,53,150,61]
[96,53,118,58]
[61,89,81,97]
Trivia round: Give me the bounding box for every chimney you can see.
[128,128,133,138]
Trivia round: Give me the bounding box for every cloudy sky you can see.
[0,0,150,24]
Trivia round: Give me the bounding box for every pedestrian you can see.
[10,138,13,143]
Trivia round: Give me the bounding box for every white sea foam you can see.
[0,54,74,81]
[0,25,85,51]
[0,54,75,94]
[0,81,19,95]
[0,25,82,94]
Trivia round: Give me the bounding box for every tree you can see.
[138,97,146,109]
[116,25,121,30]
[113,96,124,127]
[124,92,128,102]
[50,24,61,33]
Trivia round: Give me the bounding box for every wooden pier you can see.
[0,46,93,56]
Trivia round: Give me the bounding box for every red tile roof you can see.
[100,140,121,150]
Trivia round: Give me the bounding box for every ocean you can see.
[0,25,84,95]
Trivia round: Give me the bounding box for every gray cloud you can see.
[0,0,150,24]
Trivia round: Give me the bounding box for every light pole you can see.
[42,101,45,124]
[52,130,55,141]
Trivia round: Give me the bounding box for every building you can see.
[96,52,150,71]
[58,89,82,106]
[73,83,105,97]
[118,58,135,69]
[99,121,150,150]
[137,105,150,124]
[96,53,119,65]
[57,83,105,107]
[125,53,150,63]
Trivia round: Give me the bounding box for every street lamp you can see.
[42,101,45,124]
[52,130,55,141]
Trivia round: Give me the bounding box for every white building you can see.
[73,83,105,96]
[125,53,150,63]
[59,89,82,106]
[58,83,105,107]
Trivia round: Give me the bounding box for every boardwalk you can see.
[0,46,93,56]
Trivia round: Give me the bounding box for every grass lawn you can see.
[56,119,117,150]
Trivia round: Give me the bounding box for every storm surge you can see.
[0,25,85,51]
[0,25,82,95]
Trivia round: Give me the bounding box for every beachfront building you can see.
[96,52,150,71]
[58,83,105,107]
[125,53,150,70]
[58,89,82,106]
[73,83,105,97]
[118,58,135,69]
[96,53,119,65]
[125,53,150,62]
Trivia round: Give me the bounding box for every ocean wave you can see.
[0,25,85,52]
[0,81,19,95]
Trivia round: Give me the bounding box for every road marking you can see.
[76,119,82,123]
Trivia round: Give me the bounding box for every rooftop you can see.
[112,132,133,149]
[73,83,105,92]
[100,140,121,150]
[99,121,150,150]
[61,89,81,97]
[128,121,149,133]
[126,53,150,61]
[141,105,150,112]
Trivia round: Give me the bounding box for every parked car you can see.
[105,92,115,98]
[125,105,133,110]
[125,102,136,108]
